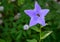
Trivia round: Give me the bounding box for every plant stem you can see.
[40,26,41,42]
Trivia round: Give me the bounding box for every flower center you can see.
[37,14,40,17]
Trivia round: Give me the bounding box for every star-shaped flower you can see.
[24,1,49,27]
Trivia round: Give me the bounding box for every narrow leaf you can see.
[41,31,53,40]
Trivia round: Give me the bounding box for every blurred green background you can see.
[0,0,60,42]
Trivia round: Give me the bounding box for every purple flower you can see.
[24,1,49,27]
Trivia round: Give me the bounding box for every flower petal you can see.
[29,17,38,27]
[35,1,41,12]
[40,9,49,17]
[24,10,36,18]
[38,17,46,26]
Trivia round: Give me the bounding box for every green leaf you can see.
[18,0,25,6]
[40,31,53,40]
[51,32,56,40]
[27,39,37,42]
[31,26,40,32]
[16,31,22,40]
[0,39,6,42]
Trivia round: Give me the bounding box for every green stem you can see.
[40,27,41,42]
[40,26,43,42]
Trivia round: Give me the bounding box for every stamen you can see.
[37,14,40,17]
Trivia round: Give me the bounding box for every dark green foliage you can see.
[0,0,60,42]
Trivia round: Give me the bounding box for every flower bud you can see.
[14,13,20,20]
[23,24,29,30]
[0,6,4,11]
